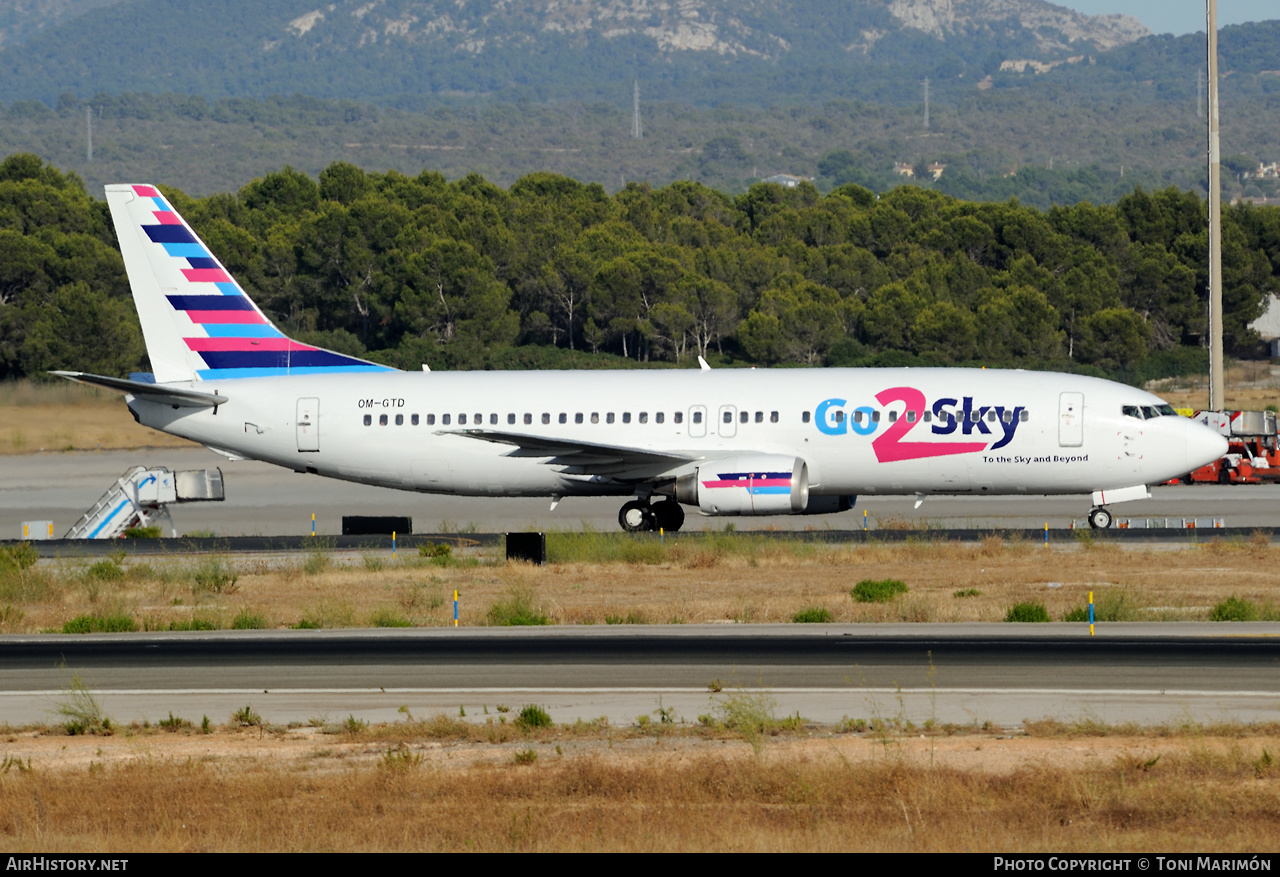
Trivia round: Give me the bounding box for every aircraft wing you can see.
[51,371,228,409]
[439,428,700,479]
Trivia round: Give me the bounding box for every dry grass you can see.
[0,380,196,454]
[6,535,1280,632]
[0,720,1277,851]
[1152,362,1280,412]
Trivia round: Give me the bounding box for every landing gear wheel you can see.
[1088,507,1113,530]
[618,500,655,533]
[651,499,685,533]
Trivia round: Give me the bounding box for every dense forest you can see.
[1,153,1274,386]
[5,87,1278,209]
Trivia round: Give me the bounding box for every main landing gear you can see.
[1087,506,1113,530]
[618,498,685,533]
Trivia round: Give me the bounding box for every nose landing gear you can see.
[617,498,685,533]
[1087,506,1113,530]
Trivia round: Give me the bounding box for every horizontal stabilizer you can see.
[51,371,228,409]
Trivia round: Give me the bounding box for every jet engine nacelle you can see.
[675,455,810,516]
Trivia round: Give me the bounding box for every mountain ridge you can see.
[0,0,1157,105]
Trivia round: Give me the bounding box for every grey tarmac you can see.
[2,623,1278,728]
[4,448,1280,537]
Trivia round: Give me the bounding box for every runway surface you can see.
[3,624,1278,728]
[5,448,1280,537]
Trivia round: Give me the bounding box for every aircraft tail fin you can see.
[105,184,393,382]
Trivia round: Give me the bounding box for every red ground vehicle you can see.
[1182,410,1280,484]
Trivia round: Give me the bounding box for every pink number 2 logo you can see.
[871,387,988,463]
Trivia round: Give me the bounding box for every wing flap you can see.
[439,428,698,478]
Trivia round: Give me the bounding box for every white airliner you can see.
[54,184,1228,532]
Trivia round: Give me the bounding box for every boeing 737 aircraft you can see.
[54,184,1228,532]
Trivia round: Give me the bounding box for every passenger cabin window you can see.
[770,411,778,423]
[834,411,845,423]
[607,413,615,424]
[559,413,567,424]
[426,414,435,426]
[363,414,371,426]
[802,411,811,423]
[639,412,648,423]
[524,413,532,425]
[723,411,732,424]
[490,414,498,425]
[888,411,898,423]
[395,414,404,426]
[508,413,516,425]
[1020,411,1029,422]
[923,412,932,423]
[622,412,631,424]
[693,411,703,424]
[575,413,584,424]
[542,413,550,424]
[986,411,997,422]
[459,414,467,425]
[906,410,916,423]
[411,414,419,426]
[674,412,683,424]
[1002,410,1012,424]
[591,413,599,424]
[442,414,450,425]
[871,411,881,423]
[474,413,481,424]
[852,411,863,424]
[739,411,748,424]
[379,414,388,426]
[656,412,664,424]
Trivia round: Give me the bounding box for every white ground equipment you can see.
[63,467,224,539]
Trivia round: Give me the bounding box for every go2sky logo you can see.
[814,386,1026,463]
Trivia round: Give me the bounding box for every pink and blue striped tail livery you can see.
[105,183,393,383]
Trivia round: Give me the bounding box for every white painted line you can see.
[4,687,1280,698]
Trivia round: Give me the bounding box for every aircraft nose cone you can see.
[1186,422,1228,472]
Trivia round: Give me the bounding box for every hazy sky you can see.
[1053,1,1275,36]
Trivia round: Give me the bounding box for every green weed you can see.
[191,556,238,594]
[231,705,262,727]
[1211,596,1259,622]
[370,607,413,628]
[158,711,192,732]
[1005,602,1051,623]
[486,587,550,626]
[62,613,137,634]
[791,606,833,623]
[604,610,649,625]
[0,542,39,572]
[381,745,424,770]
[123,526,162,539]
[56,674,112,735]
[231,609,269,630]
[515,704,553,730]
[851,579,908,603]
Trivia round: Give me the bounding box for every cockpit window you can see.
[1124,404,1180,420]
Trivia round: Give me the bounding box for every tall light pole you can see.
[1207,0,1224,409]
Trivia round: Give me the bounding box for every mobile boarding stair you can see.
[63,467,225,539]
